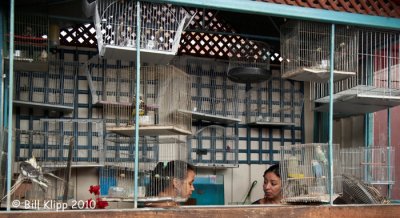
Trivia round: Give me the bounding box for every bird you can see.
[315,145,328,164]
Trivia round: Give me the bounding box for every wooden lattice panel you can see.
[60,23,97,48]
[258,0,400,18]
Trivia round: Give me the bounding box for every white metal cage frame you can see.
[280,143,342,203]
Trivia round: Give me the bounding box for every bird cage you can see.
[39,119,105,168]
[280,143,341,203]
[312,28,400,116]
[0,128,8,199]
[3,129,74,206]
[93,62,192,136]
[90,0,190,63]
[340,147,363,180]
[13,59,76,111]
[280,20,358,82]
[341,175,390,204]
[188,125,238,168]
[245,73,303,126]
[4,12,49,71]
[227,40,272,84]
[100,134,188,203]
[172,56,243,124]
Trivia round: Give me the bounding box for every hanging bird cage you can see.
[91,61,192,136]
[227,40,272,84]
[340,146,395,185]
[312,28,400,117]
[187,125,238,168]
[280,20,358,82]
[4,12,49,71]
[13,59,76,112]
[89,0,190,64]
[280,143,342,203]
[172,56,243,124]
[244,73,304,126]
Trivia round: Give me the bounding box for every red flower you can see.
[89,185,100,195]
[95,198,109,209]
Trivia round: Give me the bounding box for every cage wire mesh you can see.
[2,129,75,206]
[311,28,400,115]
[188,125,238,168]
[4,12,48,62]
[13,59,76,107]
[101,134,188,202]
[227,40,272,84]
[280,143,342,203]
[0,128,8,200]
[172,56,243,122]
[92,61,192,133]
[244,72,304,125]
[93,0,189,56]
[280,20,358,82]
[341,146,395,185]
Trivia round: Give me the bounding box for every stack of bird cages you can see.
[187,125,238,168]
[39,119,105,168]
[280,143,342,203]
[91,0,190,62]
[5,129,74,206]
[172,57,243,124]
[311,28,400,116]
[4,12,48,64]
[227,40,272,84]
[340,146,395,184]
[95,62,192,135]
[100,134,188,202]
[245,74,303,126]
[280,20,358,82]
[13,59,76,109]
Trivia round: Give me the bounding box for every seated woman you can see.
[145,160,195,207]
[253,164,282,204]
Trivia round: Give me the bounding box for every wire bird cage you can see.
[90,0,190,63]
[0,128,8,199]
[340,146,395,185]
[244,72,304,126]
[172,56,243,124]
[3,129,75,206]
[227,40,272,84]
[100,134,188,203]
[4,13,49,66]
[187,125,238,168]
[280,143,341,203]
[90,61,192,136]
[312,28,400,116]
[37,119,105,167]
[341,175,390,204]
[13,60,76,111]
[280,20,358,82]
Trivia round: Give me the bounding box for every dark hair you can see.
[263,164,280,178]
[146,160,195,196]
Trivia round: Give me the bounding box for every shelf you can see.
[314,85,400,116]
[4,58,48,72]
[282,67,355,82]
[192,163,239,168]
[107,125,192,137]
[13,100,74,113]
[178,109,241,125]
[41,162,104,168]
[101,196,186,202]
[94,45,176,65]
[246,121,296,126]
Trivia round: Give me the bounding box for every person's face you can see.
[181,169,195,198]
[263,172,282,201]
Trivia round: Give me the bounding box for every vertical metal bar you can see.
[328,23,335,205]
[133,0,141,209]
[0,7,4,129]
[6,0,15,211]
[387,32,392,197]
